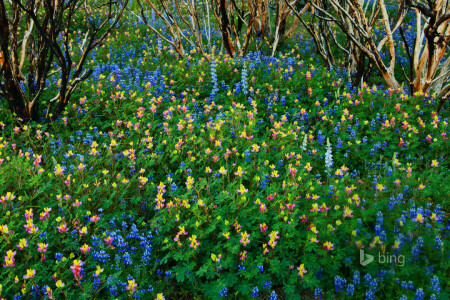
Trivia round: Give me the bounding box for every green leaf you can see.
[235,281,251,295]
[196,264,208,277]
[283,284,297,297]
[269,259,281,275]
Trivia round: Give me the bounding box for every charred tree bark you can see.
[219,0,235,56]
[352,53,367,88]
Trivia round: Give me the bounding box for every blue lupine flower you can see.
[257,264,264,273]
[317,130,326,145]
[364,274,372,286]
[122,252,132,265]
[347,284,355,296]
[55,253,63,262]
[334,276,346,292]
[353,271,360,285]
[241,63,248,95]
[250,287,259,297]
[269,291,278,300]
[411,237,424,258]
[336,137,343,149]
[210,60,219,97]
[414,288,424,300]
[430,276,440,295]
[219,286,228,297]
[277,159,283,168]
[434,236,442,250]
[244,150,251,162]
[237,264,245,272]
[365,288,376,300]
[314,288,323,299]
[259,179,270,189]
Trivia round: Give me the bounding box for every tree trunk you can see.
[219,0,235,57]
[352,53,366,88]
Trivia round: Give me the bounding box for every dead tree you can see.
[284,0,339,69]
[134,0,240,57]
[136,0,300,58]
[134,0,211,58]
[0,0,128,123]
[253,0,271,37]
[210,0,256,57]
[295,0,450,96]
[210,0,300,57]
[405,0,450,97]
[271,0,300,56]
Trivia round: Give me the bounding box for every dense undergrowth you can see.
[0,12,449,300]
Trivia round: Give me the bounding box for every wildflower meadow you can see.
[0,0,448,299]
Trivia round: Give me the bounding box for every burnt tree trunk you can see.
[219,0,235,57]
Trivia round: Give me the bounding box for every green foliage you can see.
[0,9,448,300]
